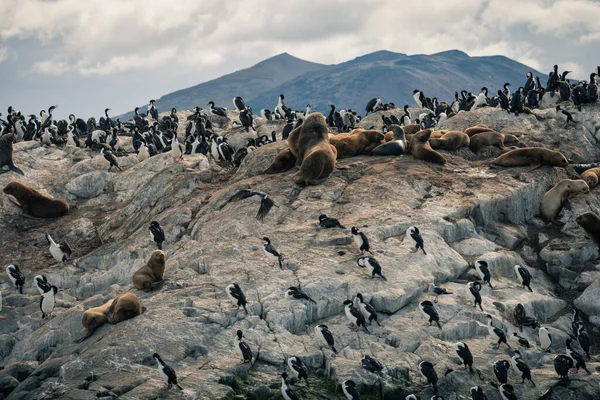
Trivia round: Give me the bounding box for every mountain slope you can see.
[247,50,545,114]
[117,53,327,120]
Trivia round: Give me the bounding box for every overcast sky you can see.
[1,0,599,119]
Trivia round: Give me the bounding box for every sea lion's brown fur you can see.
[502,134,520,146]
[429,131,470,151]
[408,129,446,164]
[3,181,69,218]
[132,250,166,292]
[77,293,142,342]
[429,130,446,139]
[469,131,515,152]
[334,129,384,158]
[576,212,600,249]
[540,179,589,220]
[402,124,421,135]
[491,148,568,167]
[264,148,296,174]
[287,113,337,185]
[581,167,600,188]
[464,124,495,137]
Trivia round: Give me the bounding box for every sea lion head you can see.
[150,250,166,264]
[576,212,599,228]
[582,171,599,188]
[3,181,20,195]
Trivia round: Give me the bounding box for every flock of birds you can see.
[1,64,599,400]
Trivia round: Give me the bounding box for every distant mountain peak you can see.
[432,49,470,58]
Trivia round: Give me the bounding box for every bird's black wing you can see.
[60,242,72,255]
[230,189,261,202]
[257,196,275,221]
[321,327,335,346]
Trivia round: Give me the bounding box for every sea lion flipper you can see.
[527,164,542,172]
[8,163,24,175]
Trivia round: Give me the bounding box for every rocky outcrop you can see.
[1,106,600,400]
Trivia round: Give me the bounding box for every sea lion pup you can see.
[75,292,142,343]
[408,129,446,164]
[576,212,600,249]
[429,131,470,151]
[287,113,337,185]
[372,125,406,156]
[491,148,568,168]
[540,179,589,220]
[264,147,297,174]
[580,167,600,188]
[334,129,384,158]
[132,250,166,292]
[0,133,24,175]
[3,181,69,218]
[469,131,517,152]
[465,124,495,137]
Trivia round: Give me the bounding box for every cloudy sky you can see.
[1,0,599,119]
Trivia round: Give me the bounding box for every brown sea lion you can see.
[75,292,142,343]
[0,133,24,175]
[3,181,69,218]
[502,134,520,146]
[580,167,600,188]
[334,129,384,158]
[469,131,516,152]
[429,130,446,139]
[465,124,495,137]
[429,131,470,151]
[540,179,589,220]
[408,129,446,164]
[576,212,600,249]
[402,124,421,135]
[491,148,568,168]
[288,113,337,185]
[264,147,296,174]
[132,250,166,292]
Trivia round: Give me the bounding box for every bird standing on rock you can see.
[475,260,493,288]
[280,372,300,400]
[539,327,552,353]
[235,330,253,363]
[342,379,361,400]
[263,237,283,269]
[420,300,442,329]
[356,256,386,280]
[286,287,316,304]
[6,265,25,294]
[487,315,510,348]
[153,353,183,390]
[351,227,371,255]
[225,284,247,313]
[419,361,438,392]
[510,332,530,348]
[553,354,572,379]
[455,342,473,372]
[318,214,345,229]
[407,226,426,254]
[46,233,71,263]
[314,324,337,354]
[40,285,58,318]
[467,282,483,311]
[343,300,369,333]
[149,221,165,250]
[100,147,122,171]
[355,293,380,326]
[514,265,532,291]
[287,356,309,386]
[229,190,276,220]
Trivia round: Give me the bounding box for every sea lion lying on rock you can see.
[75,292,142,343]
[429,131,470,151]
[0,133,24,175]
[491,148,568,168]
[580,167,600,188]
[132,250,166,292]
[469,131,518,152]
[540,179,589,220]
[372,125,406,156]
[333,129,384,158]
[3,181,69,218]
[465,124,495,137]
[408,129,446,164]
[287,113,337,185]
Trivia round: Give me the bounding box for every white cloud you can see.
[0,47,7,64]
[33,59,71,75]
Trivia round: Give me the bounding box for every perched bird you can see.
[487,315,510,348]
[318,214,345,229]
[427,283,453,303]
[229,190,276,220]
[314,324,337,354]
[511,351,535,386]
[153,353,183,390]
[468,282,483,311]
[565,338,591,374]
[6,265,25,294]
[286,287,316,304]
[475,260,493,288]
[470,386,487,400]
[575,324,590,360]
[46,233,71,263]
[556,105,575,126]
[355,293,380,326]
[510,333,530,348]
[342,380,360,400]
[499,384,517,400]
[513,303,540,331]
[262,237,283,269]
[170,135,183,163]
[343,300,369,333]
[287,356,309,385]
[539,327,552,353]
[455,342,473,372]
[356,256,386,280]
[361,355,383,373]
[420,300,441,329]
[553,354,573,379]
[40,285,58,318]
[225,284,247,313]
[149,221,165,250]
[100,147,122,171]
[34,274,52,295]
[406,226,426,254]
[493,360,510,385]
[280,372,299,400]
[419,361,438,393]
[235,330,253,363]
[351,227,371,255]
[514,265,532,292]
